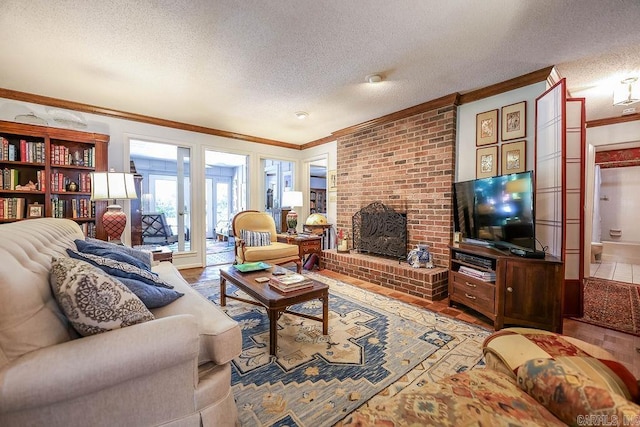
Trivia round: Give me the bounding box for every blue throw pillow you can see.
[84,238,152,269]
[116,277,184,309]
[66,249,173,289]
[75,239,150,271]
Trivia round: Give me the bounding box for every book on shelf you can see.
[458,265,496,282]
[0,197,25,219]
[269,273,313,293]
[19,140,45,163]
[2,168,19,190]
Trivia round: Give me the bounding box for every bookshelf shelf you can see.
[0,189,45,195]
[0,120,109,238]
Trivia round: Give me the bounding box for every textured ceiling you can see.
[1,0,639,145]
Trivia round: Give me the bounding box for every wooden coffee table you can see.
[220,265,329,356]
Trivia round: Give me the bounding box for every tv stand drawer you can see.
[450,272,495,313]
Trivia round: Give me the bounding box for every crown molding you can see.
[0,88,298,150]
[458,66,554,105]
[313,67,553,144]
[586,113,640,128]
[331,93,460,139]
[301,135,337,150]
[1,66,555,150]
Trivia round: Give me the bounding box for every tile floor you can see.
[590,261,640,284]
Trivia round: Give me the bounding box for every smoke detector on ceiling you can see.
[366,74,382,84]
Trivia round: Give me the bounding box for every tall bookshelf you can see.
[310,189,326,214]
[0,120,109,239]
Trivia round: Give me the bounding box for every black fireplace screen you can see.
[352,202,407,260]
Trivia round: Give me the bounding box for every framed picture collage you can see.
[475,101,527,178]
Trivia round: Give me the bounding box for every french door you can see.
[130,139,191,253]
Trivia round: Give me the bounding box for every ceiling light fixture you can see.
[613,77,639,106]
[366,74,382,84]
[295,111,309,119]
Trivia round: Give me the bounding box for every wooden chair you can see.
[232,210,301,273]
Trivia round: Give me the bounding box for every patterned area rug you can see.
[206,240,235,266]
[196,272,489,427]
[576,278,640,336]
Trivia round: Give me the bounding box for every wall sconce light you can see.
[613,77,640,106]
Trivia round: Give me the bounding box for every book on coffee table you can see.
[269,274,313,293]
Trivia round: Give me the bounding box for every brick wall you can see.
[336,104,457,267]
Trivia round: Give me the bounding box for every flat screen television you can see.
[452,171,535,250]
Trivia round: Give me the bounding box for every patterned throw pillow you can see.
[241,230,272,247]
[67,249,173,289]
[50,257,154,336]
[517,359,640,425]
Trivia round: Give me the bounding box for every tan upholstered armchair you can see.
[232,210,302,273]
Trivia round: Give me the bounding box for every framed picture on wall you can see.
[501,101,526,141]
[476,109,498,146]
[328,170,337,192]
[476,146,499,178]
[501,140,526,174]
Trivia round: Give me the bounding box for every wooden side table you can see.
[151,246,173,263]
[303,224,333,250]
[277,234,322,264]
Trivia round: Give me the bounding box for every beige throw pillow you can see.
[50,257,154,336]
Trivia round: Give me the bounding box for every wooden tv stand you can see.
[449,243,564,333]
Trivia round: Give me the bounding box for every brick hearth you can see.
[321,249,448,301]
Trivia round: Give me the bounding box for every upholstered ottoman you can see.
[483,327,639,404]
[340,368,565,426]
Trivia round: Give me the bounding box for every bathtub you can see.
[601,240,640,264]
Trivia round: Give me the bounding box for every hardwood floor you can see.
[180,265,640,379]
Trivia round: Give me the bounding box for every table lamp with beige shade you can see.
[90,170,138,244]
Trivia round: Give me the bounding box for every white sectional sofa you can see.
[0,218,241,426]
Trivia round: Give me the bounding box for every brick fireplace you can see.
[322,96,457,301]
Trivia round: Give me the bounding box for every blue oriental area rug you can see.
[201,272,489,427]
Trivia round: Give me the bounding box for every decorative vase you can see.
[407,244,431,268]
[337,237,349,253]
[286,211,298,234]
[66,181,78,192]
